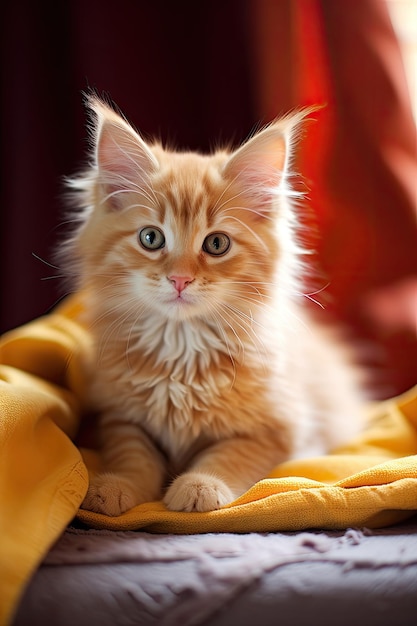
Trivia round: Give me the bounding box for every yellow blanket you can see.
[1,295,417,626]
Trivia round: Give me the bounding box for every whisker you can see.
[217,301,269,373]
[205,302,238,386]
[222,215,270,252]
[99,185,156,209]
[32,253,62,271]
[217,278,330,311]
[95,299,141,365]
[211,170,247,215]
[302,294,325,309]
[40,274,67,281]
[221,204,275,221]
[125,302,152,370]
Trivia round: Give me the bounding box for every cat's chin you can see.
[156,295,202,321]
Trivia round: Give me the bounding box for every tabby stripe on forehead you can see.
[154,194,165,224]
[164,185,210,223]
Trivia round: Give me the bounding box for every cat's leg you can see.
[164,432,287,512]
[82,417,165,516]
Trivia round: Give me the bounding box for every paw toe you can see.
[164,473,234,512]
[82,473,138,516]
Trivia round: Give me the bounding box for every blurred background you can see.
[1,0,416,398]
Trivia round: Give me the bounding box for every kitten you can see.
[63,95,363,515]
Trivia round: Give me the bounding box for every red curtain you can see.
[249,0,417,395]
[1,0,416,395]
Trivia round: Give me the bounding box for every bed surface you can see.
[13,517,417,626]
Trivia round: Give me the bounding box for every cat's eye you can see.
[203,232,231,256]
[138,226,165,250]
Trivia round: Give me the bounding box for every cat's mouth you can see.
[166,282,197,305]
[164,290,201,319]
[169,293,194,306]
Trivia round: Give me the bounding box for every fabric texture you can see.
[12,523,417,626]
[1,294,417,625]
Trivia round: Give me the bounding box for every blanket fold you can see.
[1,295,416,625]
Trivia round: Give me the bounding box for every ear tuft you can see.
[87,96,159,211]
[223,107,318,212]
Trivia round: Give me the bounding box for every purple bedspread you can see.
[13,519,417,626]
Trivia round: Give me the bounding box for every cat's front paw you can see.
[164,472,234,512]
[82,473,144,516]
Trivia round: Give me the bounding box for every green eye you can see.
[203,232,231,256]
[139,226,165,250]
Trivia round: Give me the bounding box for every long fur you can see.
[63,96,363,515]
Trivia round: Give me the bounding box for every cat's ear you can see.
[223,109,315,213]
[87,96,159,211]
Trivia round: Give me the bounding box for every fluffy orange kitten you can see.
[64,95,363,515]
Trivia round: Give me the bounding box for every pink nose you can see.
[168,275,194,294]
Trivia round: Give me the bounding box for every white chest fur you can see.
[93,317,238,457]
